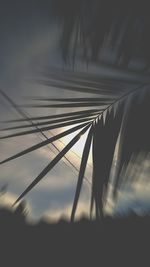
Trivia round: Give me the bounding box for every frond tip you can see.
[13,123,92,206]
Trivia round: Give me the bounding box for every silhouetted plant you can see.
[52,1,150,71]
[0,74,149,220]
[0,2,150,221]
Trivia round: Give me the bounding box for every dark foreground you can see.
[0,208,149,266]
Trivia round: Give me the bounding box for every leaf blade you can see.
[71,125,94,221]
[0,118,93,139]
[0,122,89,165]
[13,124,91,205]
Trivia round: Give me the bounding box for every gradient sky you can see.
[0,0,150,221]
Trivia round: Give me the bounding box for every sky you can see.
[0,0,150,222]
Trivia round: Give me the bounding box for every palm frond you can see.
[71,125,94,221]
[3,109,101,123]
[52,1,150,71]
[23,103,109,108]
[0,118,93,139]
[36,75,138,96]
[13,123,91,205]
[41,66,146,85]
[1,0,150,222]
[0,122,89,165]
[1,67,150,221]
[31,97,115,102]
[91,101,124,218]
[1,113,97,131]
[113,88,150,198]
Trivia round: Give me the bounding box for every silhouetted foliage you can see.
[0,207,149,266]
[52,1,150,71]
[1,74,150,220]
[71,125,94,221]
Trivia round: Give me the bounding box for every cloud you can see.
[0,191,17,208]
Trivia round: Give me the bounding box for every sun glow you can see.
[60,125,93,164]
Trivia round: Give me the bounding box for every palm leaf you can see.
[1,65,150,220]
[91,101,124,219]
[37,79,105,95]
[1,113,97,131]
[0,122,89,165]
[31,97,115,102]
[0,117,93,139]
[13,123,91,205]
[71,125,94,221]
[52,1,150,70]
[42,66,145,85]
[36,78,135,96]
[37,79,131,94]
[90,117,104,219]
[24,102,110,108]
[3,109,101,123]
[113,88,150,198]
[1,1,150,222]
